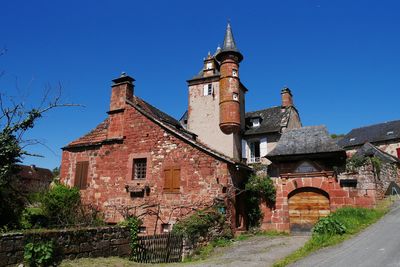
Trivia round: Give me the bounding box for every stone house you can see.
[338,142,400,200]
[60,24,255,234]
[264,126,377,232]
[339,120,400,159]
[17,165,53,194]
[242,87,301,168]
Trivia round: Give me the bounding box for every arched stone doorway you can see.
[288,187,330,232]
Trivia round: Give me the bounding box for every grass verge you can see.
[272,198,394,267]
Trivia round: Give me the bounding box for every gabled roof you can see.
[338,120,400,148]
[267,126,344,157]
[244,106,291,136]
[353,142,400,164]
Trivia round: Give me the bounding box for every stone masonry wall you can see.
[0,226,130,267]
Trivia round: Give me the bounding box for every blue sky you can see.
[1,0,399,169]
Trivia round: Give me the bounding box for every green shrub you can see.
[312,216,346,235]
[20,207,48,229]
[172,206,231,243]
[24,240,54,267]
[41,183,81,226]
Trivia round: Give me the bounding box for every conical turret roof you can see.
[216,23,243,62]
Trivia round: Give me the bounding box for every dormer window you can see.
[250,118,260,127]
[349,138,356,142]
[206,62,212,70]
[232,69,238,77]
[387,131,394,135]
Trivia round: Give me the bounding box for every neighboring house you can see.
[243,88,301,166]
[338,142,400,200]
[265,126,376,232]
[338,120,400,159]
[60,24,252,234]
[17,165,53,194]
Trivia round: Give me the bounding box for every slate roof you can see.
[267,126,344,157]
[244,106,291,136]
[338,120,400,148]
[353,142,400,164]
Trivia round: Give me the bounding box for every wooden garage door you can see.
[288,188,330,232]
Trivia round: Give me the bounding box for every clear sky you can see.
[1,0,399,170]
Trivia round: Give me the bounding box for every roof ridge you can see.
[349,119,400,131]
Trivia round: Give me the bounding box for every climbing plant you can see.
[244,174,276,228]
[120,216,142,261]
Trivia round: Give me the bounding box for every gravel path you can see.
[178,235,309,267]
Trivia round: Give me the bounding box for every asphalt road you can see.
[292,200,400,267]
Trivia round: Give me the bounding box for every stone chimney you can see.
[109,72,134,112]
[107,73,134,139]
[281,87,293,108]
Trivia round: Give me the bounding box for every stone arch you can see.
[288,187,330,232]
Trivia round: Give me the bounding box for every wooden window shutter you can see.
[172,168,180,192]
[164,169,172,191]
[74,162,83,188]
[397,148,400,159]
[80,161,89,189]
[74,161,89,189]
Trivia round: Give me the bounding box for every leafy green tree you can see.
[0,54,79,227]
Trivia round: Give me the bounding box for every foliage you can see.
[245,174,276,228]
[346,155,368,172]
[118,216,142,261]
[20,207,48,229]
[312,216,346,235]
[330,134,344,139]
[370,156,382,177]
[24,240,55,267]
[273,203,391,267]
[172,206,232,243]
[41,183,81,226]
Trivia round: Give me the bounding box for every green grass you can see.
[272,198,393,267]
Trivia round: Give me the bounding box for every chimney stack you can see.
[109,72,134,112]
[281,87,293,108]
[107,73,134,139]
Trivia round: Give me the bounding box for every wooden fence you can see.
[133,233,183,263]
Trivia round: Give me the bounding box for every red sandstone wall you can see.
[60,105,238,234]
[260,176,376,232]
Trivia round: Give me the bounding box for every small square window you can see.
[139,226,147,233]
[161,223,171,233]
[133,158,147,180]
[233,93,239,101]
[232,69,238,77]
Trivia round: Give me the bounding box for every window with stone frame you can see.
[133,158,147,180]
[163,167,180,193]
[74,161,89,189]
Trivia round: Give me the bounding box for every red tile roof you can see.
[66,118,109,147]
